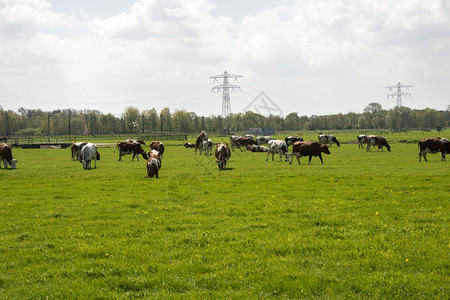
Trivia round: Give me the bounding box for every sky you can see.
[1,0,449,117]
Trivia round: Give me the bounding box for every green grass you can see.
[0,131,449,299]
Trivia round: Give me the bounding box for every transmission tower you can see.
[210,70,242,118]
[386,82,413,107]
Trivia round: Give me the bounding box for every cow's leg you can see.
[441,152,446,161]
[308,155,312,164]
[118,153,122,161]
[423,153,428,162]
[318,154,324,164]
[266,152,269,161]
[366,144,370,152]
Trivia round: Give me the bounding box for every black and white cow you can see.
[256,136,273,145]
[357,135,368,149]
[418,137,450,162]
[318,134,340,147]
[366,135,390,152]
[285,136,304,147]
[266,140,289,162]
[80,143,100,170]
[202,139,213,155]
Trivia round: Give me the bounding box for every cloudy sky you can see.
[1,0,449,117]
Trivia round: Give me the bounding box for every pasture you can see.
[0,131,448,299]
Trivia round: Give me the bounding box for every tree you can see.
[123,107,140,134]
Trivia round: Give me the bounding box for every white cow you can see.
[266,140,289,162]
[80,143,100,170]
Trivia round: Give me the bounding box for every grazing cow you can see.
[215,143,231,170]
[146,149,161,178]
[184,142,196,148]
[0,143,17,169]
[318,134,340,147]
[266,140,289,162]
[80,143,100,170]
[357,135,368,149]
[418,137,450,162]
[230,136,257,151]
[126,139,145,145]
[150,141,165,158]
[289,141,331,165]
[202,139,213,155]
[285,136,304,147]
[246,145,269,152]
[117,141,148,161]
[70,142,87,161]
[257,136,273,145]
[195,130,208,155]
[366,135,390,152]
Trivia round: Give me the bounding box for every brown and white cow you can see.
[146,149,161,178]
[117,141,148,161]
[246,144,269,152]
[150,141,165,158]
[0,143,17,169]
[266,140,289,162]
[195,130,208,155]
[230,136,257,151]
[289,141,331,165]
[71,142,87,161]
[80,142,100,170]
[215,143,231,170]
[418,137,450,162]
[366,135,391,152]
[318,134,340,147]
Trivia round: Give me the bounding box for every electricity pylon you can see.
[386,82,413,107]
[210,70,242,118]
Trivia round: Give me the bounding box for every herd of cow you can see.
[0,133,448,174]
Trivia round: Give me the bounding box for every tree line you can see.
[0,103,449,136]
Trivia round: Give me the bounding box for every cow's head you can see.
[142,151,149,160]
[321,145,331,154]
[4,158,17,169]
[96,151,101,160]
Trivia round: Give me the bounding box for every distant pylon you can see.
[386,82,413,107]
[210,70,242,118]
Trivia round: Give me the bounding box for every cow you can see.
[266,140,289,162]
[70,142,87,161]
[184,142,196,148]
[202,139,213,155]
[117,141,148,161]
[230,136,257,151]
[418,137,450,162]
[256,136,273,145]
[150,141,165,158]
[246,145,269,152]
[289,141,330,165]
[126,139,145,145]
[80,143,100,170]
[146,149,161,178]
[366,135,390,152]
[285,136,304,147]
[195,130,208,155]
[215,143,231,170]
[318,134,340,147]
[0,143,17,169]
[357,135,368,149]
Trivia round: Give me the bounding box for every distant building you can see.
[247,127,275,135]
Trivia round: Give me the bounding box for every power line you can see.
[386,82,413,107]
[209,70,242,118]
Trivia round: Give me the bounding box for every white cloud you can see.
[0,0,449,116]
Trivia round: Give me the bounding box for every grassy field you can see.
[0,131,448,299]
